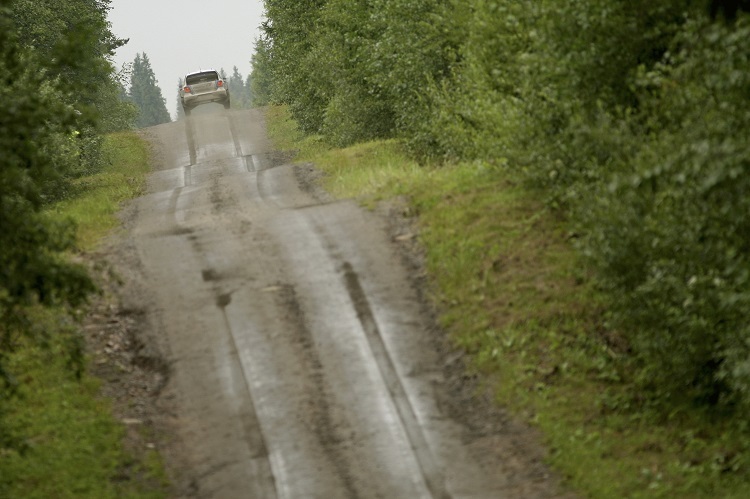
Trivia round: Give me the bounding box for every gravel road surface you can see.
[108,106,572,498]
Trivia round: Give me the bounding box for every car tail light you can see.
[183,86,191,93]
[217,80,224,87]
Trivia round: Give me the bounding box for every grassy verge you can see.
[55,131,152,251]
[266,105,750,498]
[0,131,167,498]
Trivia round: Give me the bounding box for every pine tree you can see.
[129,53,171,127]
[229,66,249,109]
[245,73,254,107]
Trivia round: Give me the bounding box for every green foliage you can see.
[421,0,534,161]
[55,131,151,250]
[0,317,167,498]
[1,130,159,496]
[228,65,252,109]
[9,0,133,133]
[1,1,160,494]
[363,0,458,149]
[256,0,455,146]
[1,3,95,353]
[312,0,396,145]
[128,52,171,127]
[1,0,136,439]
[259,0,327,131]
[98,73,139,134]
[583,16,750,405]
[250,35,273,106]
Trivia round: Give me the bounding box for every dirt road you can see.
[112,106,570,498]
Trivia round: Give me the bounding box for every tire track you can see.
[228,113,243,158]
[308,220,451,498]
[217,293,280,499]
[275,285,361,498]
[185,116,197,166]
[256,168,279,207]
[169,176,279,498]
[340,261,450,499]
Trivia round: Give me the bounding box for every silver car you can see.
[180,69,230,115]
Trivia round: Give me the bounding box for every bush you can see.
[584,15,750,405]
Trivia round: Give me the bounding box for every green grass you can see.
[0,131,167,498]
[1,318,165,498]
[265,105,750,498]
[52,131,152,251]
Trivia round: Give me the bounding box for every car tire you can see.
[223,99,231,110]
[183,106,192,116]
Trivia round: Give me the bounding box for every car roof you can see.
[185,69,218,77]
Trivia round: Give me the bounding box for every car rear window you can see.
[186,71,219,85]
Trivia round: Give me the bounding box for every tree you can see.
[9,0,126,110]
[250,35,273,106]
[229,66,250,109]
[1,0,104,390]
[257,0,454,146]
[258,0,328,131]
[129,52,171,127]
[1,0,140,392]
[244,73,254,106]
[6,0,136,181]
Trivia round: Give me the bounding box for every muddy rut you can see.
[115,106,571,498]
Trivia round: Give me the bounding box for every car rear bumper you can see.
[183,90,229,108]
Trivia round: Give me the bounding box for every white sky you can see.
[107,0,266,118]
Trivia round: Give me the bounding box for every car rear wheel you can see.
[223,99,231,110]
[183,106,192,116]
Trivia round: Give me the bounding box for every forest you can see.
[253,0,750,414]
